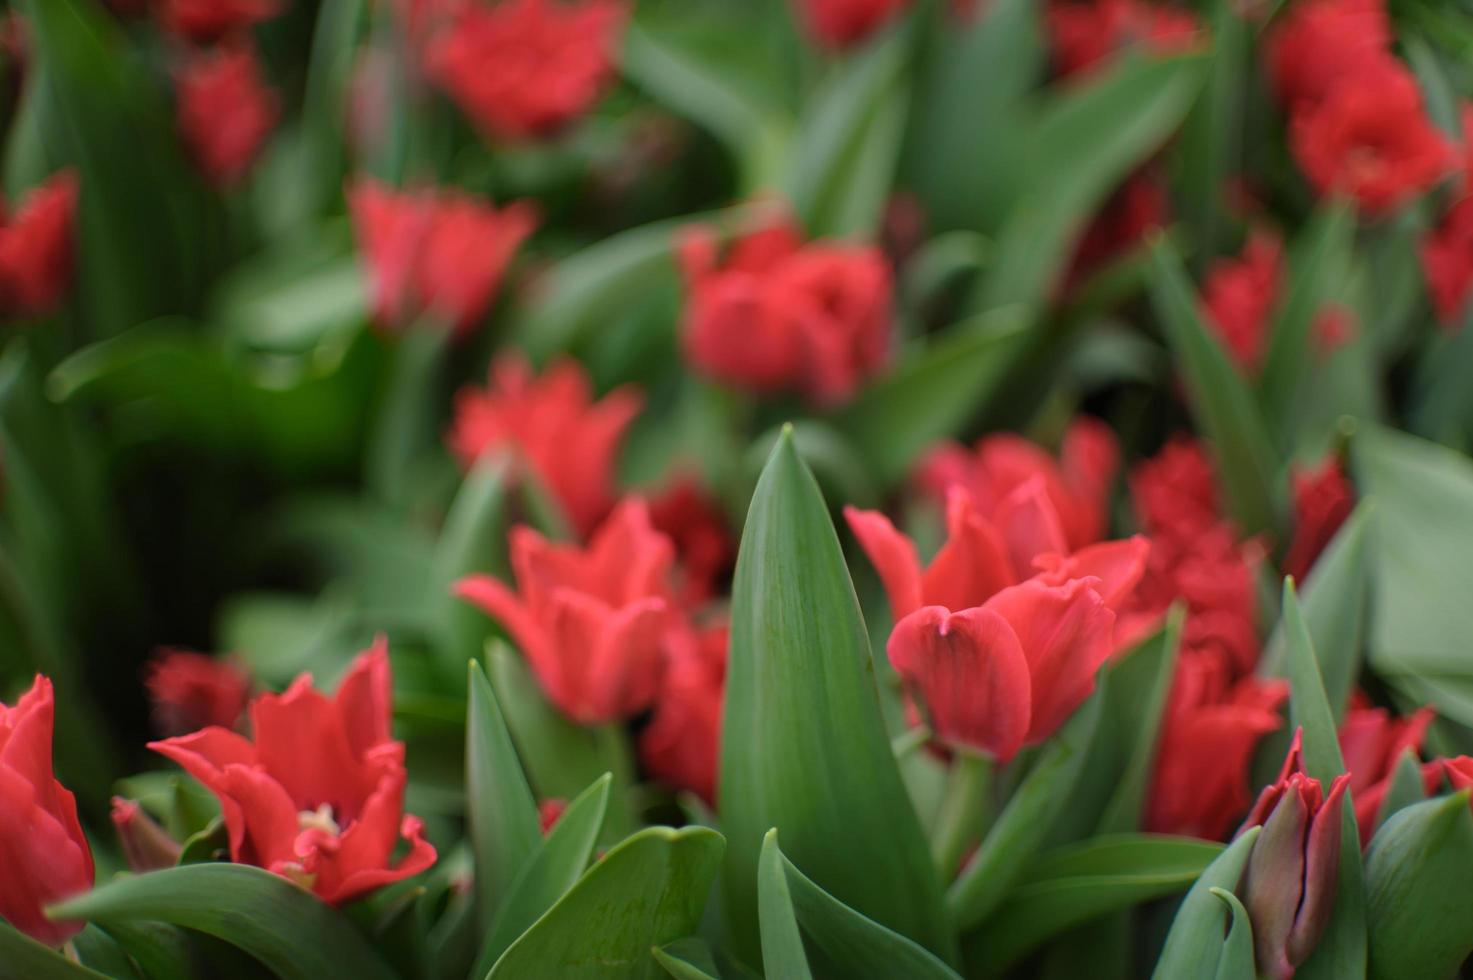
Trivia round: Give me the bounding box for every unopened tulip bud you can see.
[111,797,181,872]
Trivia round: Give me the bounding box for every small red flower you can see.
[1289,61,1454,215]
[916,416,1119,552]
[795,0,912,49]
[1066,169,1169,286]
[174,44,278,188]
[1339,699,1435,845]
[447,354,640,537]
[1147,652,1287,839]
[1264,0,1391,110]
[0,676,94,946]
[1130,435,1223,538]
[145,649,252,736]
[678,214,892,405]
[1284,456,1354,582]
[150,641,437,905]
[155,0,281,43]
[1238,730,1352,980]
[1202,231,1284,375]
[1422,195,1473,328]
[648,473,735,606]
[456,499,675,724]
[0,170,78,319]
[348,179,538,336]
[1046,0,1199,79]
[427,0,626,142]
[639,621,726,803]
[537,798,566,833]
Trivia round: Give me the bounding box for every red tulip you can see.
[678,214,892,405]
[537,798,567,834]
[456,498,675,724]
[1148,652,1287,839]
[145,649,252,736]
[916,416,1120,552]
[887,574,1115,758]
[447,354,640,537]
[1422,194,1473,328]
[155,0,281,43]
[1045,0,1199,79]
[1284,457,1354,582]
[111,797,182,872]
[427,0,626,142]
[1238,730,1352,980]
[794,0,912,49]
[348,179,538,336]
[1290,60,1454,215]
[150,641,437,905]
[639,621,727,803]
[1067,169,1170,286]
[648,473,735,606]
[1340,701,1435,845]
[0,170,77,319]
[174,44,278,188]
[0,676,94,946]
[1264,0,1392,111]
[1202,231,1283,375]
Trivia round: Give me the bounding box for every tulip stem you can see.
[932,752,993,881]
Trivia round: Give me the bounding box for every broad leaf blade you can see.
[1152,826,1260,979]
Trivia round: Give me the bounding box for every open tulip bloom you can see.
[7,0,1473,976]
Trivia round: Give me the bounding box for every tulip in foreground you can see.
[1238,730,1352,980]
[0,676,94,946]
[150,640,436,904]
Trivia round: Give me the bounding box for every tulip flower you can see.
[0,676,94,946]
[145,649,252,736]
[1264,0,1393,111]
[1422,195,1473,328]
[447,354,640,537]
[639,621,727,803]
[886,574,1114,760]
[0,170,78,319]
[795,0,912,49]
[155,0,280,43]
[174,44,278,188]
[111,797,182,872]
[1339,701,1435,845]
[648,473,735,607]
[1045,0,1199,79]
[1238,730,1352,980]
[150,641,437,905]
[456,498,675,724]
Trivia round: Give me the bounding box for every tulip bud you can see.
[1238,730,1351,979]
[111,797,182,872]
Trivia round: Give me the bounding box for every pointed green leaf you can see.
[466,659,544,932]
[473,773,612,976]
[947,685,1105,929]
[1148,236,1279,535]
[758,830,812,980]
[721,428,951,962]
[652,938,722,980]
[1151,826,1260,979]
[1098,608,1183,833]
[94,921,195,980]
[48,864,397,980]
[1260,500,1372,721]
[834,308,1030,487]
[488,826,725,980]
[1208,887,1257,980]
[0,921,110,980]
[1365,793,1473,980]
[434,456,510,682]
[1373,750,1428,835]
[1175,0,1245,260]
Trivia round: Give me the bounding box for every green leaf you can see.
[780,841,961,980]
[488,826,725,980]
[365,324,449,508]
[1279,580,1367,980]
[721,427,952,963]
[966,835,1220,973]
[834,307,1030,487]
[1098,608,1183,833]
[94,921,195,980]
[1373,750,1428,837]
[1365,793,1473,980]
[1148,236,1279,536]
[1260,499,1371,720]
[466,659,544,931]
[434,458,511,683]
[0,921,110,980]
[651,939,722,980]
[1208,888,1257,980]
[48,864,397,980]
[757,830,813,980]
[947,685,1105,930]
[1257,200,1355,435]
[473,773,612,977]
[975,52,1206,313]
[1175,0,1244,261]
[1151,826,1260,979]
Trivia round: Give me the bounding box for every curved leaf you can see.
[1208,887,1257,980]
[757,830,812,980]
[0,921,110,980]
[1152,826,1260,979]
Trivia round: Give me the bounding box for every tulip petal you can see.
[993,477,1071,580]
[843,505,925,620]
[334,639,394,758]
[1289,773,1350,965]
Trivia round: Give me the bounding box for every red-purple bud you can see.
[1237,729,1351,979]
[110,797,182,872]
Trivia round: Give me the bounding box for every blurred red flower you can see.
[1264,0,1391,111]
[155,0,281,43]
[0,676,93,947]
[175,44,278,188]
[448,354,640,536]
[1339,698,1434,845]
[349,179,538,336]
[1290,61,1454,215]
[427,0,626,142]
[639,620,726,803]
[456,499,675,724]
[1147,652,1287,839]
[1202,231,1283,374]
[1422,195,1473,328]
[1284,456,1354,582]
[146,649,252,736]
[795,0,912,49]
[678,215,892,405]
[0,170,77,319]
[1046,0,1199,79]
[150,641,437,904]
[648,473,735,606]
[1066,169,1169,286]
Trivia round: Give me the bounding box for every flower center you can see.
[297,803,341,837]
